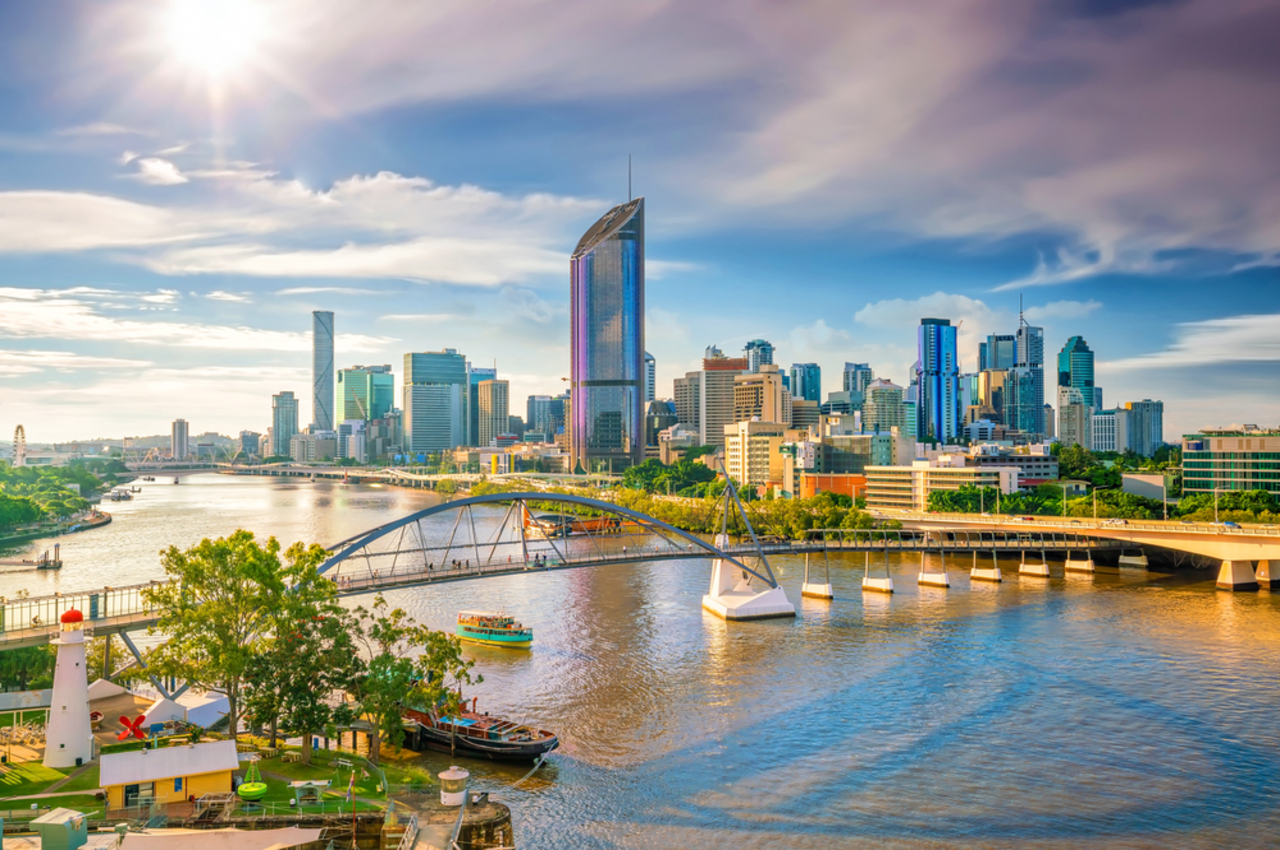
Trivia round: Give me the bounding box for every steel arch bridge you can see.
[316,491,780,591]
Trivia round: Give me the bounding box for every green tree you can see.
[144,531,317,738]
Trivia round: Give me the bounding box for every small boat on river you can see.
[456,611,533,649]
[402,702,558,762]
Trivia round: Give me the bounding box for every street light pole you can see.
[1214,487,1219,524]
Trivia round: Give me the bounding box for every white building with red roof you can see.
[44,608,95,768]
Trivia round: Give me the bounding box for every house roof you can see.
[101,739,239,787]
[119,826,323,850]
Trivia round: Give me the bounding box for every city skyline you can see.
[2,1,1280,441]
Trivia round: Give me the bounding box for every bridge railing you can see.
[879,511,1280,537]
[0,582,159,636]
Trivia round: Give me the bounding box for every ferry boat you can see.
[456,611,533,649]
[402,703,558,762]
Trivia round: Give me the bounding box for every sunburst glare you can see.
[164,0,266,78]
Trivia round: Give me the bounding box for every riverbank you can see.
[0,511,111,549]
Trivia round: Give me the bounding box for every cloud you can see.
[1022,300,1103,322]
[0,349,153,376]
[57,122,154,137]
[0,287,391,353]
[131,158,188,186]
[378,313,462,322]
[206,290,251,302]
[1101,314,1280,372]
[277,286,391,296]
[0,191,189,252]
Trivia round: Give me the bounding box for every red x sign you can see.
[118,715,146,741]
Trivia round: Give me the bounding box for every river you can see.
[4,474,1280,848]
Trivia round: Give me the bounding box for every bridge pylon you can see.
[700,469,796,621]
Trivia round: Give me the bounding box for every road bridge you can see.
[882,511,1280,590]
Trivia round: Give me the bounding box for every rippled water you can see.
[6,475,1280,848]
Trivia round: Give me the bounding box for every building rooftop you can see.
[100,739,239,787]
[571,197,643,259]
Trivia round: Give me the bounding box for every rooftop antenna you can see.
[628,154,632,202]
[1019,293,1025,328]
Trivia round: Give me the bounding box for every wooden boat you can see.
[402,704,558,762]
[456,611,532,649]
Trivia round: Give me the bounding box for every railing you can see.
[881,511,1280,537]
[0,581,159,637]
[395,813,420,850]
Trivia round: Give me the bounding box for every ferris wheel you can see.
[12,424,25,467]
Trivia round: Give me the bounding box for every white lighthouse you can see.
[44,608,94,769]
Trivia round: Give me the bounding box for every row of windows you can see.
[1184,453,1280,461]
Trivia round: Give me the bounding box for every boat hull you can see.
[456,625,532,649]
[413,726,558,761]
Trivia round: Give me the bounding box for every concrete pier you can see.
[1217,559,1259,591]
[1018,550,1051,577]
[802,582,835,599]
[1118,553,1149,567]
[1255,560,1277,589]
[917,551,950,588]
[1064,551,1095,573]
[970,551,1002,583]
[862,576,895,593]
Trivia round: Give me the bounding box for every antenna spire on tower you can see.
[628,154,632,202]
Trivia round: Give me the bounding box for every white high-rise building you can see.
[478,379,510,448]
[643,352,656,403]
[171,419,189,460]
[44,609,94,768]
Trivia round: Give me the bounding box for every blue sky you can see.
[1,0,1278,442]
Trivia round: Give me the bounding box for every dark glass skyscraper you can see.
[915,318,959,442]
[570,197,645,471]
[1057,336,1096,407]
[312,311,334,431]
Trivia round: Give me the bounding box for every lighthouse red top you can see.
[60,609,84,624]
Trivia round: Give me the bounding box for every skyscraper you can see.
[312,311,334,431]
[270,392,298,457]
[171,418,189,460]
[467,364,497,446]
[1057,336,1096,407]
[404,349,468,454]
[644,351,656,403]
[1124,400,1164,456]
[862,380,907,434]
[1011,321,1045,436]
[979,335,1016,371]
[477,379,510,448]
[337,365,394,424]
[698,347,748,447]
[526,395,554,438]
[915,318,959,442]
[744,339,775,373]
[789,363,822,403]
[842,363,874,394]
[570,197,645,471]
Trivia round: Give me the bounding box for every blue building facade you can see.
[915,318,959,442]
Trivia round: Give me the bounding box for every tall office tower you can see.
[1056,336,1096,407]
[404,349,469,454]
[527,395,554,437]
[477,379,510,447]
[171,418,189,460]
[1123,400,1164,456]
[1043,404,1055,440]
[550,392,569,436]
[466,364,497,446]
[673,371,701,431]
[842,363,874,394]
[862,379,907,434]
[644,351,656,403]
[238,431,260,458]
[1011,321,1045,435]
[645,400,679,448]
[915,318,959,442]
[312,311,335,431]
[743,339,775,373]
[337,365,394,424]
[789,363,822,403]
[270,392,299,457]
[979,335,1016,371]
[1057,387,1091,448]
[733,365,791,425]
[570,197,645,471]
[699,347,748,447]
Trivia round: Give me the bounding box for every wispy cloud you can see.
[1102,314,1280,372]
[57,122,154,137]
[206,290,251,302]
[131,158,188,186]
[0,349,153,376]
[277,286,391,296]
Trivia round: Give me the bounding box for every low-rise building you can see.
[1182,428,1280,495]
[799,473,868,500]
[866,456,1020,512]
[724,420,807,491]
[967,442,1058,483]
[101,739,239,810]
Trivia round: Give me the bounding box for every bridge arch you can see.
[318,492,780,588]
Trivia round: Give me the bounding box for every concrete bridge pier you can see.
[971,550,1002,583]
[1064,549,1095,573]
[917,547,950,588]
[1254,560,1278,589]
[1217,560,1260,591]
[1019,549,1051,578]
[801,552,834,600]
[862,550,894,594]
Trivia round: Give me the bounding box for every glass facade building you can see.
[312,311,335,431]
[1057,336,1096,407]
[790,363,822,403]
[270,392,298,457]
[744,339,775,373]
[915,319,959,442]
[1183,429,1280,494]
[570,197,645,471]
[404,350,469,453]
[337,365,394,424]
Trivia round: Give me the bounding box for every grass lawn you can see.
[0,762,67,797]
[55,764,101,793]
[7,793,105,815]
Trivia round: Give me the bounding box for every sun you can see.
[164,0,267,78]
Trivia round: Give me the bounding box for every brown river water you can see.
[4,474,1280,848]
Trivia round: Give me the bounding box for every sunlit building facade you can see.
[312,311,335,431]
[570,197,645,471]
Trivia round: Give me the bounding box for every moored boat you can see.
[456,611,533,649]
[402,704,558,762]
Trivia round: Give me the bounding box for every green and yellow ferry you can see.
[456,611,533,649]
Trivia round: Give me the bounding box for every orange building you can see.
[800,473,867,500]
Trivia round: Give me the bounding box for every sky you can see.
[1,0,1278,443]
